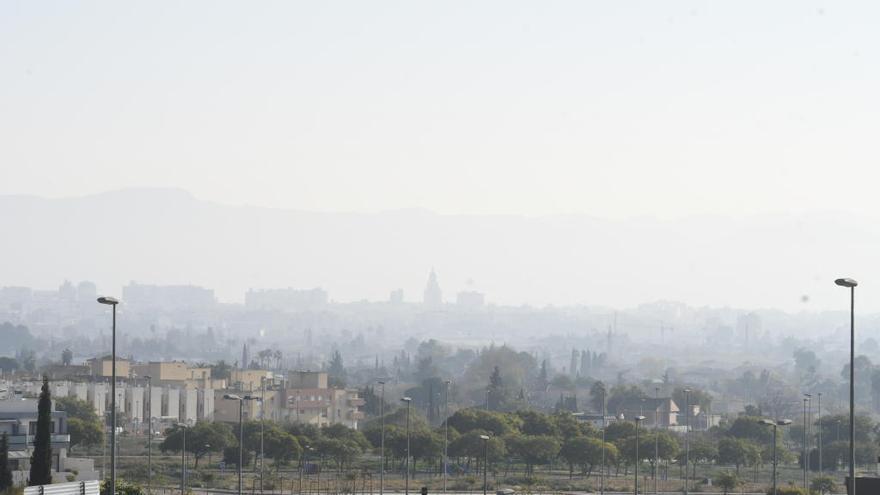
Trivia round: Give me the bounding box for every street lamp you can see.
[835,277,858,495]
[817,392,823,473]
[177,423,188,495]
[224,394,245,495]
[97,296,119,495]
[444,379,451,493]
[145,375,152,495]
[634,416,646,495]
[259,377,267,495]
[683,388,691,495]
[760,418,793,495]
[378,380,386,495]
[654,386,659,495]
[803,394,811,490]
[601,386,607,495]
[479,435,490,495]
[401,397,412,495]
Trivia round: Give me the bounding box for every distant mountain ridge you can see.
[0,188,874,312]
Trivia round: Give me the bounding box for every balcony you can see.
[7,434,71,446]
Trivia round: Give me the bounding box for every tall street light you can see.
[97,296,119,495]
[654,387,659,495]
[260,377,266,495]
[479,435,490,495]
[801,394,809,491]
[601,386,607,495]
[224,394,245,495]
[634,416,646,495]
[683,388,691,495]
[835,277,858,495]
[243,392,262,489]
[444,379,451,493]
[817,392,822,473]
[760,418,792,495]
[145,375,152,495]
[401,397,412,495]
[378,380,385,495]
[177,423,188,495]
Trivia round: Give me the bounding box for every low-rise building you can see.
[87,356,130,379]
[0,397,98,485]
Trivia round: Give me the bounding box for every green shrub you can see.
[769,486,807,495]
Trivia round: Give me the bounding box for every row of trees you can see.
[154,404,879,483]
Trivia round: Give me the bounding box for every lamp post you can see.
[817,392,822,473]
[760,418,793,495]
[634,416,646,495]
[654,387,659,495]
[177,423,188,495]
[485,388,490,412]
[479,435,490,495]
[802,397,808,490]
[145,375,152,495]
[97,296,119,495]
[224,394,245,495]
[601,386,607,495]
[683,388,691,495]
[444,379,451,493]
[402,397,412,495]
[835,277,858,495]
[378,380,385,495]
[204,444,212,491]
[260,377,266,495]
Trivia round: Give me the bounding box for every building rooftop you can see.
[0,398,41,414]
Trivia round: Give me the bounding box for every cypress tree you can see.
[0,432,12,491]
[28,376,52,486]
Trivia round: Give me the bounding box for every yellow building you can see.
[131,362,226,389]
[280,371,364,428]
[88,356,130,378]
[230,369,272,392]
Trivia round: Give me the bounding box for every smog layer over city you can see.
[2,3,880,495]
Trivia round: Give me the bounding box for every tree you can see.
[590,381,606,413]
[160,422,234,468]
[445,408,519,436]
[223,445,253,467]
[68,417,104,450]
[716,471,740,495]
[264,429,301,466]
[559,436,610,478]
[517,410,558,436]
[717,438,750,474]
[684,436,717,479]
[506,435,559,475]
[727,416,773,444]
[29,377,52,486]
[487,366,507,411]
[328,350,346,387]
[100,479,145,495]
[0,433,12,491]
[61,348,73,366]
[211,360,232,380]
[810,475,835,495]
[56,397,100,423]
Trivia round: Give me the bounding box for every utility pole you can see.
[444,380,451,493]
[145,375,152,495]
[654,387,659,495]
[684,388,691,495]
[378,380,385,495]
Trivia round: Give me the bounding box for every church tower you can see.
[423,269,442,307]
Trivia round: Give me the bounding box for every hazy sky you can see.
[2,1,880,218]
